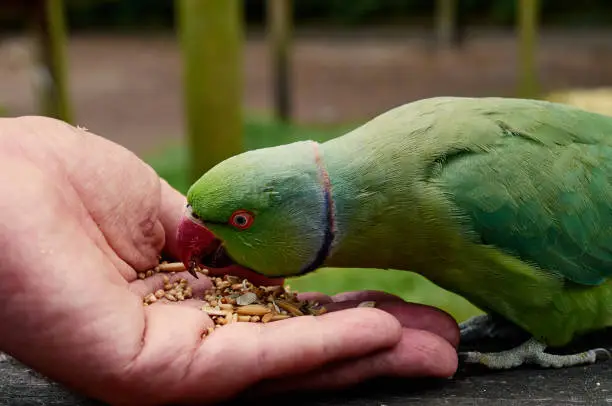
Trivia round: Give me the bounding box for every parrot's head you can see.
[176,140,333,279]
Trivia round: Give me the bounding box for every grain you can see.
[202,306,230,317]
[261,312,274,323]
[158,262,187,273]
[140,260,327,337]
[275,299,305,316]
[236,304,272,316]
[236,292,258,306]
[198,273,327,335]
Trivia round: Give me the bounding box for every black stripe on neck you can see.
[298,164,335,275]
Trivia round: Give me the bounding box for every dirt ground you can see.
[2,28,612,156]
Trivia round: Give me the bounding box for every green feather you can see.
[186,96,612,347]
[436,117,612,286]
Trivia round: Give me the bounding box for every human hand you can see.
[0,116,459,405]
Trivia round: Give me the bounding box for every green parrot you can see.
[176,96,612,369]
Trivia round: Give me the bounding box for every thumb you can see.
[158,178,187,261]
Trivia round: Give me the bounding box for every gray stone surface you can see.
[0,354,101,406]
[2,351,611,406]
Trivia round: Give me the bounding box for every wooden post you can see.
[435,0,460,48]
[516,0,540,99]
[177,0,244,183]
[267,0,292,122]
[30,0,73,123]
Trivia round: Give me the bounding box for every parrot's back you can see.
[321,97,612,346]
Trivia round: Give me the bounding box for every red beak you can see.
[175,216,285,286]
[176,215,217,273]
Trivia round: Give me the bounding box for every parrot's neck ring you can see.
[299,141,336,275]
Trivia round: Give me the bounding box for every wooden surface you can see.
[2,351,611,406]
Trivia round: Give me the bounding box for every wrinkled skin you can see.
[0,116,459,406]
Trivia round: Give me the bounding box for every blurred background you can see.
[1,0,611,323]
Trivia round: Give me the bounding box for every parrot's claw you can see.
[459,313,529,345]
[459,314,493,343]
[594,348,612,362]
[459,337,610,369]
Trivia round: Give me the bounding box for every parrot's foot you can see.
[459,313,529,345]
[460,337,612,369]
[459,314,495,342]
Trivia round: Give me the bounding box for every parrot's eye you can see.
[229,210,254,230]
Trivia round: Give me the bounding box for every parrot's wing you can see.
[433,100,612,286]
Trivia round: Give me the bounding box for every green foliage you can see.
[0,0,606,31]
[177,0,243,183]
[38,0,74,123]
[517,0,540,98]
[64,0,174,30]
[287,268,481,323]
[324,0,389,25]
[146,117,352,194]
[145,117,482,323]
[146,142,190,194]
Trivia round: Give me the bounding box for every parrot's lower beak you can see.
[175,215,285,286]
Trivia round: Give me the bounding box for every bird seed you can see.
[139,262,328,334]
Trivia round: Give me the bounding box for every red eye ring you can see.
[229,210,254,230]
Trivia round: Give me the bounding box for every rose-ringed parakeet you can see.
[176,96,612,369]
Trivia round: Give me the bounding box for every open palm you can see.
[0,117,458,405]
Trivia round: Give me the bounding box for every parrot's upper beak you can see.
[175,214,285,286]
[176,215,218,278]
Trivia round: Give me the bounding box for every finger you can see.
[296,289,414,306]
[152,298,209,311]
[254,328,458,396]
[321,300,459,348]
[128,271,213,298]
[120,303,215,404]
[375,302,459,348]
[294,290,409,310]
[331,290,407,304]
[296,292,333,304]
[158,178,187,261]
[170,307,403,404]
